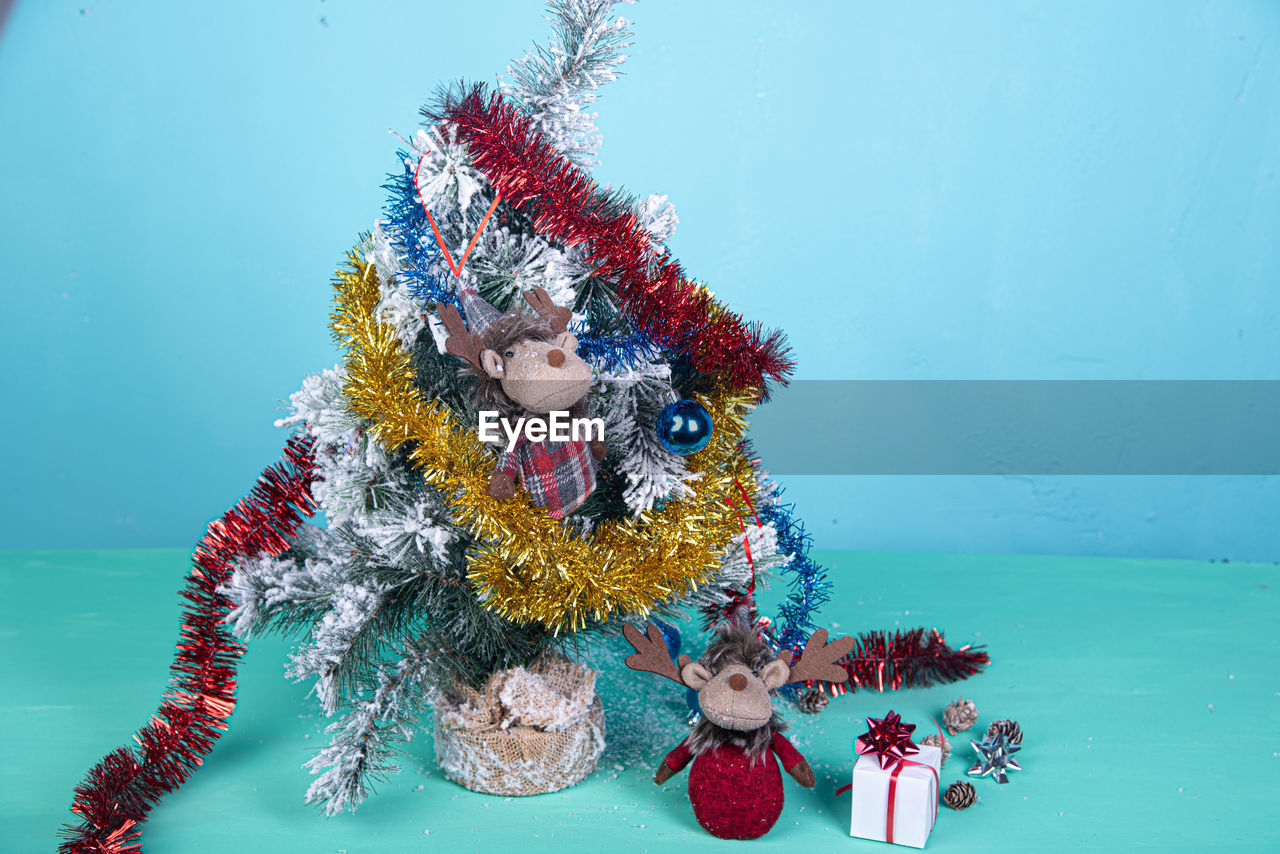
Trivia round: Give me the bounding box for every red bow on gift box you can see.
[856,710,920,769]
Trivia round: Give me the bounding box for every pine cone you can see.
[920,732,951,766]
[985,718,1022,745]
[795,686,830,714]
[943,781,977,810]
[943,697,978,735]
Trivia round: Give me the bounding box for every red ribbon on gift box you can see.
[883,753,939,843]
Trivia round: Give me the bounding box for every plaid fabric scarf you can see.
[496,434,597,519]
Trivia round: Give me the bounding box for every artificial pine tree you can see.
[223,0,799,813]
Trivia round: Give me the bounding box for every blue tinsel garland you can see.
[744,442,835,698]
[381,157,458,311]
[763,492,833,653]
[572,326,658,373]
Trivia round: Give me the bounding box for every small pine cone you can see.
[943,697,979,735]
[943,781,977,810]
[795,686,830,714]
[985,718,1023,745]
[920,732,951,766]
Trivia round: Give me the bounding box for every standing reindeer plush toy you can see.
[437,287,605,519]
[623,623,856,839]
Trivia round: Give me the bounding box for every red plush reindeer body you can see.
[624,624,855,839]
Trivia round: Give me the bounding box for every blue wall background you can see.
[2,1,1277,559]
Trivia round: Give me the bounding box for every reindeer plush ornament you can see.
[437,287,605,518]
[624,623,856,839]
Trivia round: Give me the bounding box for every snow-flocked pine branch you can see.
[500,0,634,168]
[593,358,700,516]
[303,635,441,815]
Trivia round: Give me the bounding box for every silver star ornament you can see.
[967,732,1022,784]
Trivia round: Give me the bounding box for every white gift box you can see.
[849,743,942,848]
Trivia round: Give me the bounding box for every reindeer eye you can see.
[504,350,515,359]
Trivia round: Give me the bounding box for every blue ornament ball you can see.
[652,619,682,659]
[685,686,702,718]
[655,399,714,455]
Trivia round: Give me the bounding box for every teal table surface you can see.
[3,549,1278,853]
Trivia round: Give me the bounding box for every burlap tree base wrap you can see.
[433,657,606,796]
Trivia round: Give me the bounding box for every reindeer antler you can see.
[522,286,572,334]
[781,628,856,685]
[623,623,692,686]
[435,302,486,371]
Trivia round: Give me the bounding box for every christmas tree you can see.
[223,0,802,814]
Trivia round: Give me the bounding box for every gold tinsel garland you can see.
[331,250,759,631]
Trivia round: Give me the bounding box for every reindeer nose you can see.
[547,349,566,368]
[728,673,748,692]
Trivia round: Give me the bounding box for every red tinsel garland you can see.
[827,628,989,697]
[695,608,988,700]
[58,436,318,854]
[429,85,795,397]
